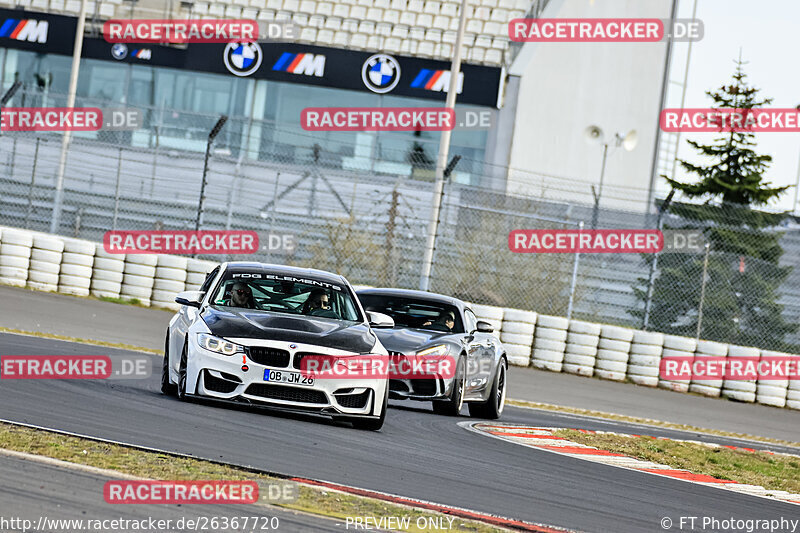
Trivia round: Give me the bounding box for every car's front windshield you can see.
[210,271,362,322]
[358,294,463,334]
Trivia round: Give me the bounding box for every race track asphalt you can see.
[1,333,798,533]
[1,285,798,442]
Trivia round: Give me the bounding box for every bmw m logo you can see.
[223,41,262,77]
[289,344,297,349]
[362,54,400,94]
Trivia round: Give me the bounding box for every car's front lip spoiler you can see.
[185,394,377,419]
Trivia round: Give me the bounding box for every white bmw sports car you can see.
[162,262,393,430]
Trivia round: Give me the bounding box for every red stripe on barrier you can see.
[638,469,738,484]
[288,477,569,532]
[538,446,626,456]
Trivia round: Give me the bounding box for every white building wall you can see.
[505,0,674,213]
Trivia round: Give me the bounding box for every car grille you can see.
[335,390,371,409]
[203,370,239,393]
[388,351,406,356]
[292,351,319,370]
[244,383,327,404]
[248,347,290,368]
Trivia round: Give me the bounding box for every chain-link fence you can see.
[2,88,799,352]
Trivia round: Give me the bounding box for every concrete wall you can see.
[506,0,673,212]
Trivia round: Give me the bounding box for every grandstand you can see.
[1,0,544,66]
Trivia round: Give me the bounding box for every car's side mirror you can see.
[175,290,204,309]
[367,311,394,328]
[475,320,494,333]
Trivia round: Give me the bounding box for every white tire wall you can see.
[58,239,95,297]
[90,244,124,298]
[787,355,800,410]
[755,350,789,407]
[721,345,759,402]
[531,315,568,372]
[689,340,727,397]
[595,325,633,381]
[25,232,64,292]
[657,335,697,393]
[121,254,155,305]
[151,255,187,311]
[626,330,663,387]
[0,229,33,287]
[563,320,601,377]
[472,304,503,333]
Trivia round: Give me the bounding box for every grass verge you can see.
[506,398,800,449]
[0,326,162,355]
[0,422,503,533]
[553,429,800,494]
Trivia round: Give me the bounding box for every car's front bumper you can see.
[185,335,387,418]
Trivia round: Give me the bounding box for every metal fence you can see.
[2,89,800,352]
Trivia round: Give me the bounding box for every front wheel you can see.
[161,333,177,395]
[176,341,189,401]
[468,358,507,419]
[432,356,465,416]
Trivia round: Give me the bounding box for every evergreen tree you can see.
[633,59,794,348]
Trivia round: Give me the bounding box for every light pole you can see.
[50,0,88,234]
[194,115,228,233]
[418,0,469,292]
[584,125,638,229]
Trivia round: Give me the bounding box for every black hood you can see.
[201,306,376,353]
[372,327,459,354]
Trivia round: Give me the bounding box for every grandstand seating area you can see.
[0,0,534,66]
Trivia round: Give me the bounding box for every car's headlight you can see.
[416,344,449,357]
[197,333,243,356]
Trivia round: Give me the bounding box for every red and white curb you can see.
[464,422,800,507]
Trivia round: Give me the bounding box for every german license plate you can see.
[263,369,314,386]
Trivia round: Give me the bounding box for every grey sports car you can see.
[356,288,507,419]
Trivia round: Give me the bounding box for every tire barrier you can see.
[788,355,800,410]
[185,258,217,290]
[471,303,504,334]
[531,314,569,372]
[658,335,696,393]
[0,228,33,287]
[90,244,125,299]
[755,350,789,408]
[721,345,759,403]
[58,238,95,297]
[500,308,536,368]
[626,330,664,387]
[151,255,188,311]
[27,233,63,292]
[2,225,800,411]
[689,340,727,397]
[595,325,633,381]
[121,253,157,306]
[563,319,601,377]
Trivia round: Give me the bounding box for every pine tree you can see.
[633,59,795,348]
